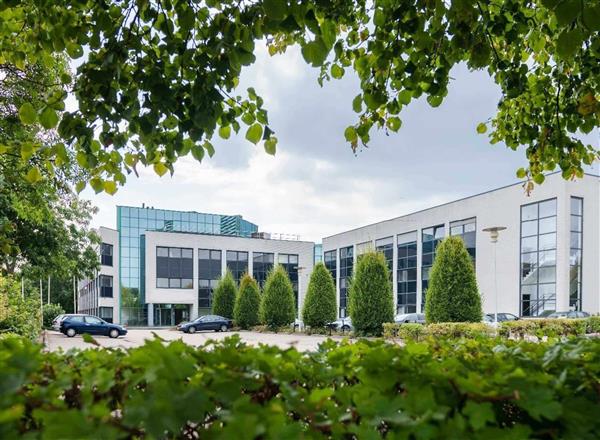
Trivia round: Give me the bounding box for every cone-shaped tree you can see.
[212,270,237,319]
[349,251,394,336]
[302,262,337,328]
[234,273,261,329]
[260,265,296,329]
[425,236,482,323]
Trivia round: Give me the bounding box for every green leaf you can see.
[39,107,59,129]
[103,181,117,195]
[533,173,545,184]
[463,402,495,430]
[263,0,287,21]
[264,137,277,155]
[398,90,412,105]
[245,123,263,144]
[219,125,231,140]
[582,4,600,31]
[25,167,42,183]
[516,168,527,179]
[553,0,580,26]
[18,103,37,125]
[476,123,487,134]
[90,177,103,193]
[556,28,584,59]
[191,144,205,161]
[427,95,443,108]
[330,64,344,79]
[344,126,357,142]
[75,181,86,193]
[386,117,402,132]
[352,95,363,113]
[66,42,84,59]
[301,38,329,67]
[203,141,215,158]
[153,162,169,177]
[374,9,386,27]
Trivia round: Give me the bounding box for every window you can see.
[253,252,274,288]
[99,275,113,298]
[339,246,353,316]
[226,250,248,284]
[324,250,337,287]
[520,199,557,316]
[570,197,583,311]
[156,246,194,289]
[279,254,299,313]
[356,241,373,256]
[397,232,417,314]
[375,236,393,279]
[450,218,476,264]
[421,225,445,311]
[99,307,113,323]
[85,316,102,324]
[198,249,222,308]
[100,243,113,266]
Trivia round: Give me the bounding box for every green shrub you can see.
[586,316,600,333]
[499,319,587,339]
[2,335,600,438]
[0,276,41,340]
[349,251,394,336]
[383,323,426,341]
[260,265,296,329]
[233,274,261,329]
[425,236,482,323]
[212,270,237,319]
[302,262,336,328]
[42,303,64,329]
[426,322,493,339]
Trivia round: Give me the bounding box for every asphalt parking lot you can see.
[45,329,347,352]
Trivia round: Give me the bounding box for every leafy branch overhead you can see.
[1,0,599,194]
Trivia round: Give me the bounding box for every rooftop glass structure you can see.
[117,206,258,325]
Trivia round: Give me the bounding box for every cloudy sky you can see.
[82,44,598,243]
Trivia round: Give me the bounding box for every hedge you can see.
[384,322,493,341]
[2,335,600,438]
[42,303,64,329]
[498,318,588,338]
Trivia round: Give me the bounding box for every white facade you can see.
[322,173,599,317]
[144,231,315,325]
[78,227,120,323]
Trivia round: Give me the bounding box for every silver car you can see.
[327,317,353,332]
[394,313,426,324]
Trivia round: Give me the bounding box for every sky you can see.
[81,44,599,243]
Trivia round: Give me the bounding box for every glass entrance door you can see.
[153,304,191,326]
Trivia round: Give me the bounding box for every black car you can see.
[60,314,127,338]
[178,315,232,333]
[485,313,519,322]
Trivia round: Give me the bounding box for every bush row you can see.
[384,317,600,341]
[0,276,41,340]
[1,335,599,438]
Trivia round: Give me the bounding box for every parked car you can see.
[326,317,353,332]
[485,312,519,323]
[547,310,590,319]
[60,314,127,338]
[177,315,233,333]
[394,313,426,324]
[52,314,68,331]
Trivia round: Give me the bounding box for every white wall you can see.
[322,173,599,317]
[144,231,315,320]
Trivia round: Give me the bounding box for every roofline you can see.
[145,229,316,245]
[322,171,599,241]
[116,205,257,226]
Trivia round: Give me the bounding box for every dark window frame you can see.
[198,248,222,309]
[100,243,113,266]
[569,197,583,311]
[156,246,194,289]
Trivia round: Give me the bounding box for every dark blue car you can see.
[60,314,127,338]
[177,315,232,333]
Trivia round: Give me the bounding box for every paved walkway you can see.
[45,329,349,352]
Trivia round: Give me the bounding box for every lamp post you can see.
[482,226,506,323]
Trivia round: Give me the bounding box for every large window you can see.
[520,199,557,316]
[324,250,337,287]
[99,306,113,323]
[421,225,445,311]
[397,232,417,314]
[100,243,113,266]
[226,250,248,284]
[279,253,299,312]
[450,218,476,263]
[99,275,113,298]
[156,247,194,289]
[339,246,353,316]
[253,252,274,288]
[570,197,583,311]
[198,249,222,308]
[376,236,393,279]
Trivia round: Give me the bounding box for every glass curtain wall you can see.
[570,197,583,310]
[226,251,248,284]
[520,199,557,316]
[397,232,417,314]
[449,218,476,264]
[375,236,393,279]
[339,246,353,316]
[156,247,194,288]
[198,249,222,312]
[421,225,445,311]
[324,250,337,287]
[278,254,299,312]
[253,252,274,288]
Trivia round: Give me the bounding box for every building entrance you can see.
[153,304,191,326]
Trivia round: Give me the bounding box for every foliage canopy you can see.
[1,0,598,193]
[302,262,336,328]
[233,273,261,329]
[212,270,237,319]
[260,265,296,328]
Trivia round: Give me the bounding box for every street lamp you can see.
[482,226,507,323]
